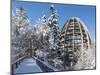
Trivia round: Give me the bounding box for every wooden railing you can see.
[11,56,26,75]
[34,57,59,72]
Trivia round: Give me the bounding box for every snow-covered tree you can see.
[46,5,62,68]
[74,47,95,70]
[36,15,50,60]
[11,7,36,59]
[48,5,60,52]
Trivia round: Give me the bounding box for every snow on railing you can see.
[11,55,26,75]
[34,57,59,72]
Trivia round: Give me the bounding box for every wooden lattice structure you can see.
[59,17,92,67]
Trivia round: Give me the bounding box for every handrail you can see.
[11,55,26,75]
[12,56,26,64]
[34,57,59,72]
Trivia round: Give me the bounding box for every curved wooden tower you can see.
[59,17,92,68]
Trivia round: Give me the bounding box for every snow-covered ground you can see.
[14,58,42,74]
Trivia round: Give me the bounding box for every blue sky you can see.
[12,0,96,40]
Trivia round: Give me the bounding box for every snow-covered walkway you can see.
[14,58,42,74]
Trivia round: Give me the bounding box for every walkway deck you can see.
[14,58,42,74]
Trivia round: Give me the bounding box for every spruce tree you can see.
[48,5,59,51]
[47,5,62,67]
